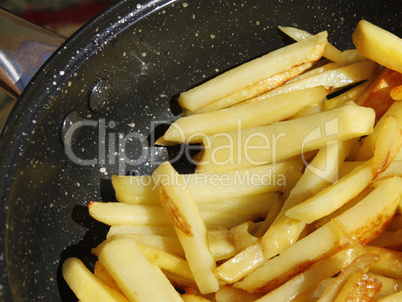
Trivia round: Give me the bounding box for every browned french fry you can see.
[178,31,328,111]
[163,86,329,144]
[317,253,380,302]
[153,161,219,294]
[391,85,402,101]
[187,63,313,114]
[353,19,402,73]
[279,26,365,65]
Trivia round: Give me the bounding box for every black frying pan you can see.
[0,0,400,300]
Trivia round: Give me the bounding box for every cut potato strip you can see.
[163,86,329,144]
[240,60,378,105]
[285,159,375,224]
[234,220,349,292]
[112,160,301,204]
[357,99,402,161]
[278,26,365,65]
[365,246,402,279]
[153,161,219,294]
[391,85,402,101]
[187,63,313,115]
[355,67,402,122]
[353,19,402,73]
[178,31,328,111]
[98,237,183,302]
[197,105,375,173]
[107,225,177,238]
[318,254,380,302]
[254,244,366,302]
[62,257,129,302]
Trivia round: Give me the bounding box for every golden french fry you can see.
[368,273,399,300]
[356,100,402,161]
[178,31,328,111]
[240,60,378,106]
[62,257,129,302]
[355,68,402,122]
[376,291,402,302]
[285,159,375,224]
[181,293,211,302]
[94,261,124,296]
[188,63,313,114]
[254,243,366,302]
[106,225,177,238]
[353,19,402,73]
[234,220,349,292]
[207,227,237,262]
[153,161,219,294]
[215,285,264,302]
[369,229,402,252]
[113,160,301,204]
[365,246,402,279]
[333,272,382,302]
[391,85,402,101]
[92,234,185,258]
[88,201,172,226]
[164,86,329,144]
[278,26,365,65]
[318,254,380,302]
[197,105,375,173]
[98,237,182,302]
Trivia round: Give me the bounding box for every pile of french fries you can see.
[63,20,402,301]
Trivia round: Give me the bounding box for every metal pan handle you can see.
[0,8,66,99]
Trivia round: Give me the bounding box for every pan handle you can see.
[0,8,66,99]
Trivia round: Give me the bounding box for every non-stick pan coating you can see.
[0,0,400,300]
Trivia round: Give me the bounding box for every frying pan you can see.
[0,0,400,300]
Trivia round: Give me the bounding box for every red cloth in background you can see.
[18,1,114,32]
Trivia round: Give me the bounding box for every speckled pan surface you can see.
[0,0,400,300]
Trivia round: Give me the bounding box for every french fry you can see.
[391,85,402,101]
[197,105,375,173]
[113,160,302,204]
[106,225,177,238]
[364,246,402,279]
[234,220,349,292]
[240,60,378,105]
[62,257,129,302]
[355,68,402,122]
[278,26,365,65]
[254,243,366,302]
[88,201,172,226]
[163,86,329,144]
[207,227,237,261]
[98,237,183,302]
[356,100,402,161]
[368,273,399,300]
[94,261,124,296]
[369,229,402,251]
[153,161,219,294]
[215,285,264,302]
[317,253,380,302]
[285,113,402,225]
[187,63,313,114]
[92,234,185,258]
[178,31,328,111]
[376,291,402,302]
[333,272,382,302]
[181,294,211,302]
[353,19,402,73]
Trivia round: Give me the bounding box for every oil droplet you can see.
[88,78,112,112]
